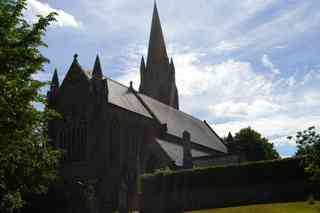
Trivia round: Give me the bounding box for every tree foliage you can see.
[0,1,61,212]
[291,126,320,181]
[227,127,280,162]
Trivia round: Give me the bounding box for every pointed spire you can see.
[139,56,146,92]
[140,56,146,76]
[146,1,168,67]
[51,68,59,88]
[226,132,234,143]
[92,55,103,79]
[169,57,175,81]
[170,57,175,71]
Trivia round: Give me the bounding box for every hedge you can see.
[141,157,308,193]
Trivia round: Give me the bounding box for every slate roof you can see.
[106,79,153,119]
[104,77,227,154]
[138,93,227,153]
[156,138,208,166]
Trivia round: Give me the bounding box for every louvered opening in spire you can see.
[146,2,168,68]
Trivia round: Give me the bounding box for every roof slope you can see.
[156,138,208,166]
[106,79,153,119]
[138,93,227,153]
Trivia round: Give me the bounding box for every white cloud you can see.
[213,41,241,53]
[25,0,82,28]
[300,69,320,85]
[212,115,320,139]
[173,52,210,96]
[212,115,320,153]
[209,100,283,119]
[287,76,296,87]
[262,54,280,74]
[216,3,320,56]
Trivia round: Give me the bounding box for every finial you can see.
[130,81,133,88]
[73,53,78,60]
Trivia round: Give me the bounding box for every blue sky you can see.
[25,0,320,157]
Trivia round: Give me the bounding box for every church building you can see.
[47,3,233,212]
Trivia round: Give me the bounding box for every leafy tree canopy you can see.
[0,0,61,212]
[227,127,280,162]
[291,126,320,181]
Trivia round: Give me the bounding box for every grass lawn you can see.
[188,201,320,213]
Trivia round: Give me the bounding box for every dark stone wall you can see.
[47,69,173,212]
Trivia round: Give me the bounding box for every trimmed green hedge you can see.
[141,158,308,193]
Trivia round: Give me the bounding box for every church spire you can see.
[146,1,168,68]
[139,3,179,110]
[92,55,103,79]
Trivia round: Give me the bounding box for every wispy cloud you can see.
[262,54,280,74]
[209,100,283,119]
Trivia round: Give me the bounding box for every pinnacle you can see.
[51,68,59,87]
[93,55,103,79]
[141,56,146,68]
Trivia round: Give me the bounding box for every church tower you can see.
[139,2,179,109]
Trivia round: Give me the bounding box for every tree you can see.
[290,126,320,181]
[0,1,61,212]
[229,127,280,162]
